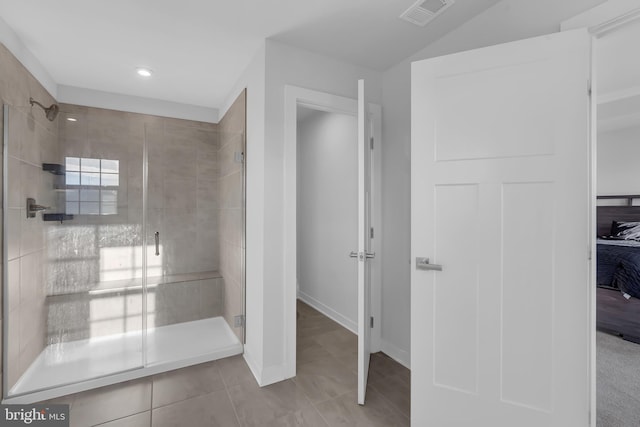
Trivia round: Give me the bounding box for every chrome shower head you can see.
[29,97,59,121]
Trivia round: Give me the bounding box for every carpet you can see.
[597,331,640,426]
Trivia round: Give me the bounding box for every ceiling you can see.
[0,0,499,111]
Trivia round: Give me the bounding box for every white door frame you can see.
[562,2,640,426]
[283,85,382,378]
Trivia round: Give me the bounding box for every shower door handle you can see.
[155,232,160,256]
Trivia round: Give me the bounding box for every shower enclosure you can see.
[3,98,246,403]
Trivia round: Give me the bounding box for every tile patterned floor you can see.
[47,300,410,426]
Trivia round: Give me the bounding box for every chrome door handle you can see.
[155,232,160,256]
[416,257,442,271]
[366,252,375,259]
[349,251,358,258]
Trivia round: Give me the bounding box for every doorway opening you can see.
[592,14,640,427]
[296,106,359,332]
[294,103,361,399]
[287,88,409,416]
[283,85,399,407]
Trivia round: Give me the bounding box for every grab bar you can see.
[155,231,160,256]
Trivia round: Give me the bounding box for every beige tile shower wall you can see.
[54,104,147,294]
[145,119,220,277]
[217,90,246,341]
[48,277,224,342]
[0,42,60,392]
[48,104,148,345]
[50,104,220,341]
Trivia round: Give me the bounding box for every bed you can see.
[597,239,640,299]
[596,195,640,343]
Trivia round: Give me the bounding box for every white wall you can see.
[597,125,640,195]
[218,43,267,383]
[258,39,382,383]
[296,108,358,331]
[58,85,218,123]
[0,15,57,98]
[379,0,609,368]
[223,39,382,386]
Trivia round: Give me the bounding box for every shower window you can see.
[65,156,119,215]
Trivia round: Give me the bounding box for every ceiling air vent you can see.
[400,0,455,26]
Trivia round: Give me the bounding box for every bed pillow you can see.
[611,221,640,241]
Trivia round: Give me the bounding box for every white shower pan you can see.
[4,317,242,404]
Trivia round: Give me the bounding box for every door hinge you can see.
[370,316,374,328]
[588,80,592,97]
[370,137,374,149]
[370,227,374,239]
[234,314,245,328]
[234,151,244,163]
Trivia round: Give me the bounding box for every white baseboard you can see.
[242,350,262,384]
[380,339,411,370]
[297,291,357,334]
[260,363,287,387]
[243,350,288,387]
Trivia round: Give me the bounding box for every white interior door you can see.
[411,29,592,426]
[357,79,373,405]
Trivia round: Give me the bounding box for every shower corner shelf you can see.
[42,163,65,175]
[43,213,74,222]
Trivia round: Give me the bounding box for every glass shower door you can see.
[143,121,230,365]
[3,104,146,399]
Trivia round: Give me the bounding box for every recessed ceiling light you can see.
[136,67,153,77]
[66,117,77,122]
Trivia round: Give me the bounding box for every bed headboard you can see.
[596,195,640,236]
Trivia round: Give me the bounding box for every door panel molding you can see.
[411,29,592,426]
